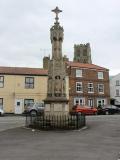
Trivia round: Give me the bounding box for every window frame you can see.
[88,82,94,93]
[88,98,94,107]
[74,97,85,106]
[76,82,83,93]
[98,72,104,79]
[98,84,104,94]
[116,80,120,86]
[116,89,120,97]
[97,98,106,107]
[0,76,4,88]
[25,77,34,89]
[0,98,3,109]
[76,69,82,77]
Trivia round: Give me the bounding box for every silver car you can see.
[0,106,4,116]
[24,102,45,116]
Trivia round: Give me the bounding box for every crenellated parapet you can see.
[74,43,92,64]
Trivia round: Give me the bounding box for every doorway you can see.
[15,99,23,114]
[97,99,106,107]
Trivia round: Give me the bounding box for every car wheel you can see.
[105,111,109,115]
[30,110,37,116]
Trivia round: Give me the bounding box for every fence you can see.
[25,114,86,130]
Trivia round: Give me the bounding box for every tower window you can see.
[55,76,60,79]
[83,59,87,63]
[59,37,62,41]
[83,49,87,56]
[53,37,57,41]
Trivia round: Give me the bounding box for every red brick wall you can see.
[68,67,110,109]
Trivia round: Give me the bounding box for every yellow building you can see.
[0,66,48,114]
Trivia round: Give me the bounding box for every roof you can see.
[66,61,108,71]
[0,66,48,76]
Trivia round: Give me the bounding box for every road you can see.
[0,115,25,132]
[0,115,120,160]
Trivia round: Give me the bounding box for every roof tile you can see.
[66,61,108,71]
[0,66,48,75]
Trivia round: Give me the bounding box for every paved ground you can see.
[0,115,120,160]
[0,115,25,132]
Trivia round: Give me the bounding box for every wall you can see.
[0,75,47,113]
[68,67,110,109]
[110,74,120,105]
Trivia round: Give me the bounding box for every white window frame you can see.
[98,84,104,94]
[74,97,85,106]
[76,82,83,93]
[88,83,94,93]
[88,99,94,107]
[98,72,104,79]
[97,98,106,107]
[76,69,82,77]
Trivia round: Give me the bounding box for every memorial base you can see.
[44,97,69,116]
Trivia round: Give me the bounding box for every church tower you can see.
[44,7,69,115]
[73,43,92,64]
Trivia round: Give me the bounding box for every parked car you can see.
[70,105,98,115]
[24,102,45,116]
[97,105,120,115]
[0,106,4,116]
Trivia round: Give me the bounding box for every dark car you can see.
[97,105,120,115]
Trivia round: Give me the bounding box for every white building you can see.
[110,73,120,106]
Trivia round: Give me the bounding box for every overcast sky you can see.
[0,0,120,75]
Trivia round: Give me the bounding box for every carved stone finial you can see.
[52,6,62,23]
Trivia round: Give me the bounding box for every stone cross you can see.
[52,6,62,23]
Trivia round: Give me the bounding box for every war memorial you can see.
[26,7,86,130]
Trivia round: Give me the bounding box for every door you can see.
[15,99,23,114]
[97,99,106,107]
[88,99,94,107]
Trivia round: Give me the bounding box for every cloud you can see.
[0,0,120,75]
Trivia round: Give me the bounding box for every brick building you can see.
[66,61,110,110]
